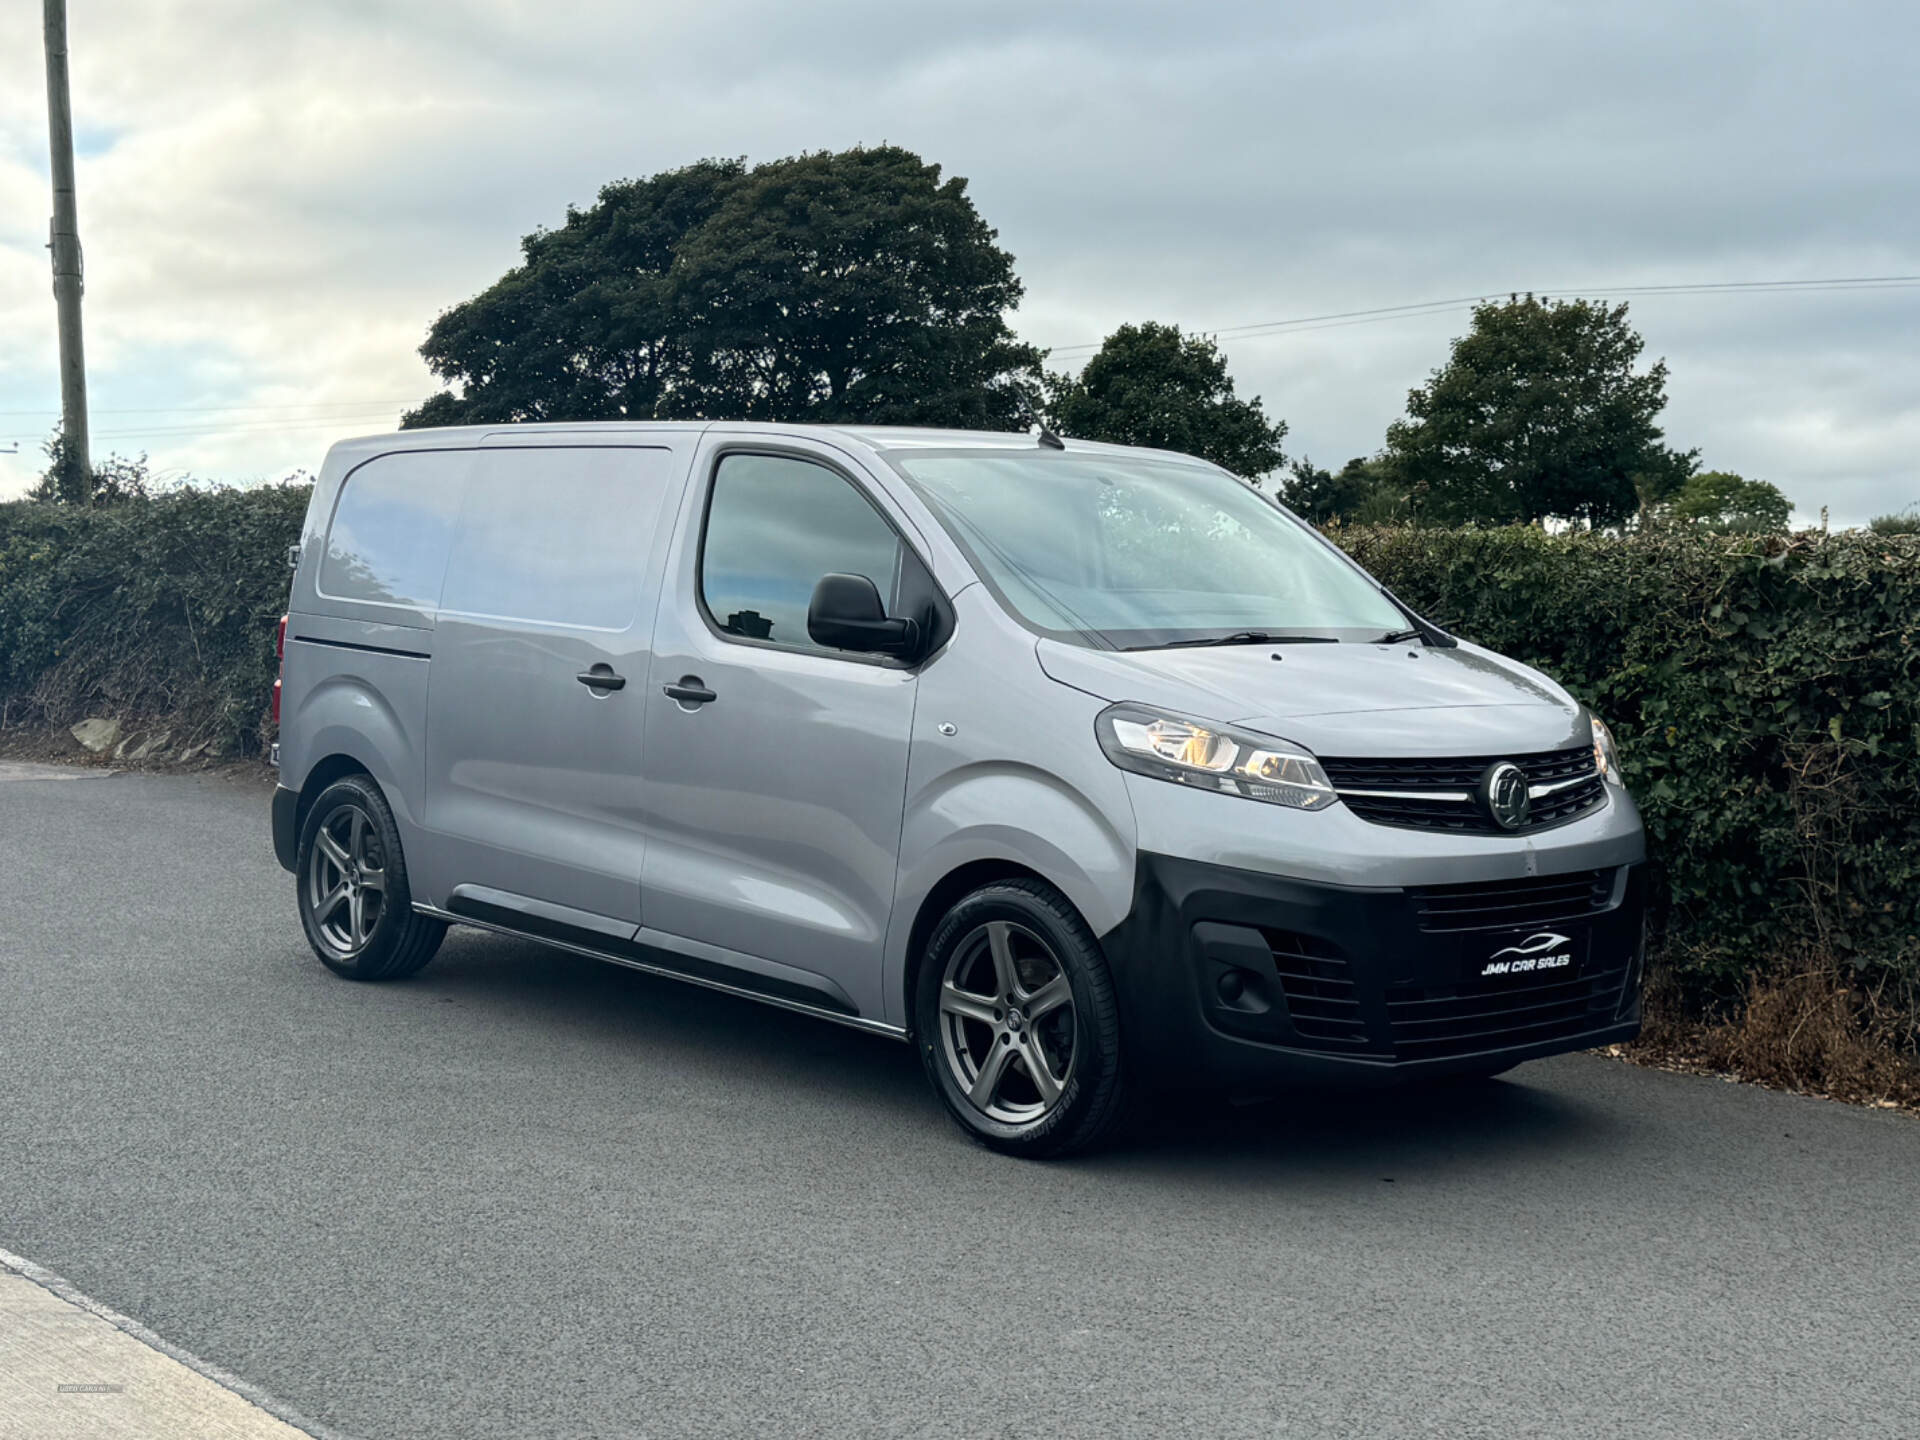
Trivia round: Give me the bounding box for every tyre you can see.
[295,773,446,981]
[913,879,1126,1159]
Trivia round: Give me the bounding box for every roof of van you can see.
[320,421,1211,468]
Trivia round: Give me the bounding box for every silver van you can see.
[270,423,1645,1157]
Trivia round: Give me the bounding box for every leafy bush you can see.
[2,487,1915,1039]
[0,483,311,754]
[1338,523,1920,1020]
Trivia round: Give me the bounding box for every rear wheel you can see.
[296,774,445,981]
[913,880,1126,1158]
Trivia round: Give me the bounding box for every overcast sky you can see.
[2,0,1915,522]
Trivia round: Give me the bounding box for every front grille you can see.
[1262,930,1366,1047]
[1321,744,1604,834]
[1385,957,1631,1060]
[1410,869,1615,933]
[1321,747,1592,792]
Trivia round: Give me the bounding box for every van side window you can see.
[700,454,904,652]
[320,450,471,610]
[439,447,676,629]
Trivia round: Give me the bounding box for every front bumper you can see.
[1100,852,1646,1093]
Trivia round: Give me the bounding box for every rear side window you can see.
[320,450,471,609]
[439,447,676,629]
[699,454,903,652]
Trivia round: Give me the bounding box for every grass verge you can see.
[1612,957,1920,1114]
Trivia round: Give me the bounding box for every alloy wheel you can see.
[305,803,387,956]
[938,919,1077,1124]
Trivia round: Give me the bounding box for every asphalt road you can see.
[1,764,1915,1440]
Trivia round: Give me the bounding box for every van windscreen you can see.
[887,450,1405,650]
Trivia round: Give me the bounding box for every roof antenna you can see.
[1009,383,1066,450]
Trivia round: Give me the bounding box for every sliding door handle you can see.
[576,666,626,692]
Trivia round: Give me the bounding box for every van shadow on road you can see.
[405,925,1616,1188]
[1111,1068,1614,1181]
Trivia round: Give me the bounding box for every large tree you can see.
[1663,470,1793,532]
[403,147,1043,431]
[1383,296,1695,527]
[1045,323,1287,480]
[1277,455,1407,526]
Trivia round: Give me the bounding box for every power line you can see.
[0,397,418,417]
[1544,275,1920,295]
[86,412,405,440]
[10,271,1917,445]
[87,412,408,442]
[1042,273,1920,354]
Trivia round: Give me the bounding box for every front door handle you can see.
[662,676,717,705]
[576,665,626,692]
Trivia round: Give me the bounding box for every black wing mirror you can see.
[807,573,920,657]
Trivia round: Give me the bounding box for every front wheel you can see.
[913,879,1126,1158]
[295,774,445,981]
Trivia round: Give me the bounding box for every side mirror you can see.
[807,573,920,657]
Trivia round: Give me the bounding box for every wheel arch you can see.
[293,752,374,848]
[900,858,1053,1037]
[887,761,1138,1033]
[279,663,427,838]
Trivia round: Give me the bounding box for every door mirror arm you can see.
[807,573,922,659]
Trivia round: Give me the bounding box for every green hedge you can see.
[0,483,311,755]
[2,488,1915,1017]
[1340,524,1920,1006]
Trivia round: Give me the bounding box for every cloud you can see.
[1,0,1915,520]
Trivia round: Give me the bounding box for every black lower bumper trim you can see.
[1100,852,1646,1092]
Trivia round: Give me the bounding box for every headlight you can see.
[1591,715,1623,786]
[1095,703,1337,810]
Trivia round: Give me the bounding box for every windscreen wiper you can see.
[1376,628,1425,644]
[1134,631,1341,650]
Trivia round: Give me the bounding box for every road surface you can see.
[1,762,1915,1438]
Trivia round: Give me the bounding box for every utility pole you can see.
[43,0,91,494]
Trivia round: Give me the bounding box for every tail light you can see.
[272,614,287,725]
